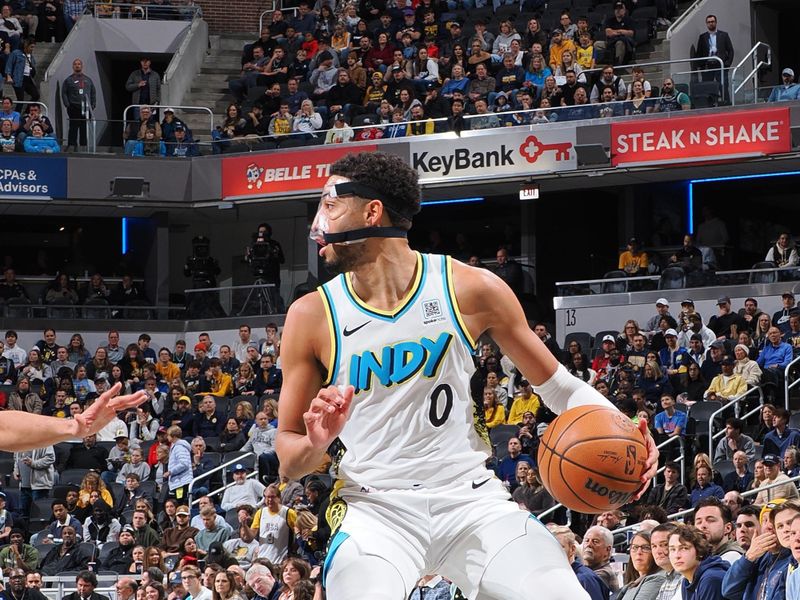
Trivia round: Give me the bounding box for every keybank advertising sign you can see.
[410,128,577,182]
[0,156,67,198]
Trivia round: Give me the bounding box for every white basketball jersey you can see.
[318,252,491,490]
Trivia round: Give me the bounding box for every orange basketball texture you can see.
[537,405,647,513]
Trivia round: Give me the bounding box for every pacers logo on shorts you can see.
[326,497,348,534]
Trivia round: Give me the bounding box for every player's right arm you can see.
[276,293,353,481]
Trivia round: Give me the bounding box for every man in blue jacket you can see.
[757,327,793,398]
[763,408,800,459]
[722,499,800,600]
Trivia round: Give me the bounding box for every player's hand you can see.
[71,382,148,438]
[632,418,659,500]
[303,385,354,450]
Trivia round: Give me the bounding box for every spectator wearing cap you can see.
[421,81,448,121]
[773,292,797,334]
[705,357,747,403]
[166,124,199,158]
[763,408,800,459]
[678,313,717,351]
[753,453,800,504]
[701,340,727,381]
[324,112,354,144]
[220,464,266,512]
[659,328,691,386]
[708,296,747,341]
[547,28,575,74]
[757,327,793,394]
[160,107,186,143]
[104,430,131,482]
[645,298,672,336]
[125,57,160,116]
[309,51,338,97]
[604,2,634,65]
[591,335,618,380]
[767,67,800,102]
[162,505,199,557]
[618,237,649,276]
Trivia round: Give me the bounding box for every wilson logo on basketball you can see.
[584,478,635,506]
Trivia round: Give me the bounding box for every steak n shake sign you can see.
[410,129,577,182]
[611,107,791,166]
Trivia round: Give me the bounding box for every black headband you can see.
[331,181,419,221]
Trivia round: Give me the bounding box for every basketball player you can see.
[0,382,147,452]
[276,152,658,600]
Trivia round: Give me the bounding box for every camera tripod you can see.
[238,277,275,316]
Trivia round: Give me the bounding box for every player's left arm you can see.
[452,260,658,492]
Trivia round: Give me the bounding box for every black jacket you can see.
[696,30,734,67]
[39,543,90,575]
[103,542,136,574]
[645,482,689,514]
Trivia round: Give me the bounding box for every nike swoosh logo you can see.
[472,477,492,489]
[343,321,371,337]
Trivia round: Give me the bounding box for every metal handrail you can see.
[785,354,800,411]
[122,104,215,141]
[609,473,800,541]
[731,42,772,101]
[185,283,275,293]
[555,263,798,288]
[187,450,255,501]
[579,56,725,92]
[537,433,683,521]
[191,469,260,507]
[14,100,50,116]
[707,386,764,457]
[93,2,201,19]
[666,0,703,39]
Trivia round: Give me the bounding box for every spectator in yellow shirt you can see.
[705,357,747,402]
[155,347,181,383]
[618,237,650,275]
[483,388,506,429]
[507,380,542,425]
[207,358,233,397]
[548,29,576,73]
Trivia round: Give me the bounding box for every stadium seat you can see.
[658,267,686,290]
[749,261,778,284]
[490,424,518,460]
[602,270,628,293]
[789,412,800,430]
[223,452,255,470]
[46,297,78,319]
[60,468,89,486]
[123,300,153,320]
[690,81,720,108]
[224,508,241,531]
[564,332,593,356]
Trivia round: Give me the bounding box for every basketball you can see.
[537,405,647,513]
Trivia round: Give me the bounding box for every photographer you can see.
[184,236,225,318]
[244,223,285,313]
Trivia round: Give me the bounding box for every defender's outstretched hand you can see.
[633,418,659,500]
[73,382,148,438]
[303,385,354,450]
[0,382,148,452]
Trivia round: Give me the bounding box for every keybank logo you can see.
[411,134,575,177]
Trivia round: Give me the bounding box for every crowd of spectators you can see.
[0,322,331,597]
[3,304,800,598]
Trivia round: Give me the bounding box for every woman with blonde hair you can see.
[293,510,320,566]
[617,320,642,354]
[77,471,114,509]
[234,363,256,396]
[483,388,506,429]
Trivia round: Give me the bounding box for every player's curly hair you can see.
[330,152,421,231]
